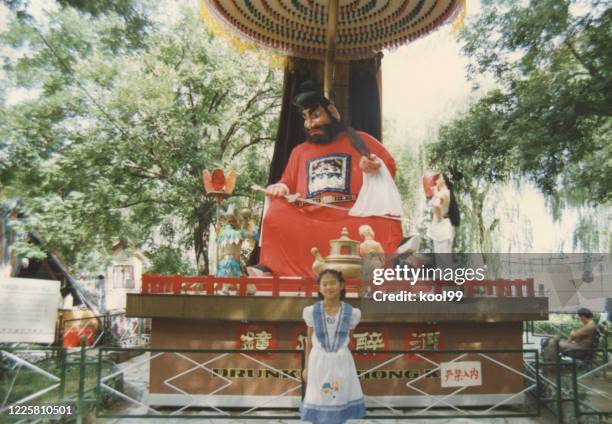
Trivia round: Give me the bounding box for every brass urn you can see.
[311,227,363,279]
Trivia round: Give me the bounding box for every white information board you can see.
[0,277,60,343]
[440,361,483,388]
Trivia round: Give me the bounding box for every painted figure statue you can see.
[216,205,256,295]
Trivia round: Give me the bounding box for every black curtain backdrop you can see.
[349,53,383,142]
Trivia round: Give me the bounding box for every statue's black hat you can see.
[292,80,330,109]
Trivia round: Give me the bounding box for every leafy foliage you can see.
[146,246,196,275]
[4,0,150,49]
[425,0,611,253]
[0,4,282,273]
[458,0,611,205]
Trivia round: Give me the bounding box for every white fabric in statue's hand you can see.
[349,162,403,217]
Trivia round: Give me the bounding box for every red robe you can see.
[259,131,403,277]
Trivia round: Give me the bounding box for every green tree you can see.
[146,245,196,275]
[0,4,281,273]
[4,0,149,49]
[459,0,611,205]
[424,0,611,253]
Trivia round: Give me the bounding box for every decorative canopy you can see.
[201,0,465,60]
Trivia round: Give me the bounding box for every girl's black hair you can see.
[317,269,346,300]
[442,173,461,227]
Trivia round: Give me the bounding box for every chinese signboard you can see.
[440,361,482,387]
[0,277,60,343]
[149,319,523,407]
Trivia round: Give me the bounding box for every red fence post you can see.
[206,276,214,295]
[238,277,247,296]
[272,276,280,296]
[142,274,150,294]
[172,274,182,295]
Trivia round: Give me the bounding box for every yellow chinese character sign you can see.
[236,325,277,356]
[240,330,273,350]
[353,331,385,350]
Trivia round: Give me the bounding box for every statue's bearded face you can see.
[302,105,342,145]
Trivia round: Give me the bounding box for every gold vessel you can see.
[311,227,363,279]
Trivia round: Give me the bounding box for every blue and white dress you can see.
[301,301,365,424]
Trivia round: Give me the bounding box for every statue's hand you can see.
[265,183,289,198]
[359,154,382,174]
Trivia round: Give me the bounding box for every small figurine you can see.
[358,225,385,296]
[425,171,461,255]
[216,205,256,295]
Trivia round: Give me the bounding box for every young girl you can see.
[301,269,365,424]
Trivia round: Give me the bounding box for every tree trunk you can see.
[194,202,214,275]
[476,197,486,253]
[467,184,487,254]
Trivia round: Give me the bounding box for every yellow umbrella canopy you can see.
[201,0,464,60]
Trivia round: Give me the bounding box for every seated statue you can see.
[249,82,403,277]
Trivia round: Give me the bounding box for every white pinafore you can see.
[301,301,365,424]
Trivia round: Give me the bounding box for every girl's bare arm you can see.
[303,326,313,382]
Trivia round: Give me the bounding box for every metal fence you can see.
[531,343,612,424]
[569,348,611,421]
[358,348,541,420]
[0,345,558,422]
[95,347,305,421]
[0,342,126,423]
[0,346,66,420]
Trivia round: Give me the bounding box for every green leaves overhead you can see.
[456,0,611,205]
[1,3,282,270]
[426,0,610,252]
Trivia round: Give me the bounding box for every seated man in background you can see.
[543,307,597,360]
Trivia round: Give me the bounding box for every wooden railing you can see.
[141,274,535,297]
